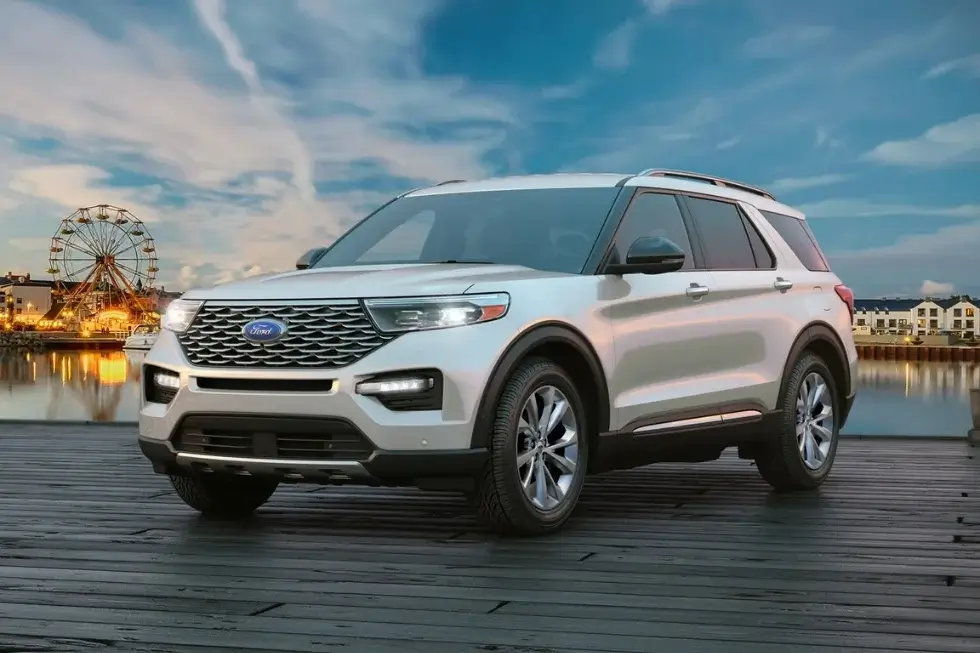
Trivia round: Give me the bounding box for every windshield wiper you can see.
[426,259,496,265]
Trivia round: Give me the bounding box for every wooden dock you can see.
[0,423,978,652]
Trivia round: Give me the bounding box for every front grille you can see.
[177,301,394,368]
[172,415,374,462]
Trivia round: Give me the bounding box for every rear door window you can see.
[760,211,830,271]
[683,196,760,270]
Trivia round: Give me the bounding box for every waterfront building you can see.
[853,298,918,336]
[853,296,979,340]
[912,299,945,335]
[937,297,979,338]
[1,273,54,325]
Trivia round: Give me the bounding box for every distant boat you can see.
[123,323,160,351]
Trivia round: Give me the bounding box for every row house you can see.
[853,297,979,339]
[922,297,978,338]
[853,298,919,336]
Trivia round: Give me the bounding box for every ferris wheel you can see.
[47,205,159,324]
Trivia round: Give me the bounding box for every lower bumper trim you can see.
[138,437,488,486]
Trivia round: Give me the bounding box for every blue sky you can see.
[0,0,978,296]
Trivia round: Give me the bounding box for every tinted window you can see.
[358,211,434,262]
[312,187,619,274]
[611,192,693,270]
[760,211,830,272]
[684,197,757,269]
[743,215,776,268]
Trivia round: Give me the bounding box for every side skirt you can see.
[593,402,781,473]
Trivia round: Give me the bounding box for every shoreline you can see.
[856,342,979,361]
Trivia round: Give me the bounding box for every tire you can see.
[473,357,590,536]
[756,352,841,491]
[169,473,279,518]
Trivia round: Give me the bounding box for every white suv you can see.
[138,169,858,536]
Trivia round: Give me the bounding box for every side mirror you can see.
[605,236,685,275]
[295,247,327,270]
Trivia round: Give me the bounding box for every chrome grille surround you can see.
[177,300,395,368]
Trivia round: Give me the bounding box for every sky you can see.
[0,0,978,298]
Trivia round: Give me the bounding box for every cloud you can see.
[814,127,843,149]
[769,174,850,194]
[920,280,954,296]
[799,198,980,219]
[7,164,164,221]
[923,53,980,79]
[540,80,589,101]
[642,0,699,16]
[716,137,741,151]
[593,0,698,71]
[864,114,980,167]
[741,25,834,59]
[593,21,639,71]
[192,0,315,202]
[829,220,980,296]
[0,0,526,289]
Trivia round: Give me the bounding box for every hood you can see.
[182,263,572,301]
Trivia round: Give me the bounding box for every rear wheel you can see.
[756,352,840,491]
[473,357,590,536]
[169,473,279,518]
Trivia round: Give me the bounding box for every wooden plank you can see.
[0,423,977,652]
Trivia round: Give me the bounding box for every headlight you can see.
[162,299,203,333]
[363,293,509,333]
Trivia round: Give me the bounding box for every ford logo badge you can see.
[242,318,287,344]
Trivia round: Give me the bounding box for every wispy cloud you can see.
[741,25,834,59]
[716,137,741,151]
[642,0,699,16]
[0,0,526,288]
[864,114,980,167]
[593,21,639,71]
[593,0,699,71]
[829,220,980,296]
[769,174,850,194]
[923,53,980,79]
[799,198,980,219]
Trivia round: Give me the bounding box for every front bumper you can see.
[140,322,515,453]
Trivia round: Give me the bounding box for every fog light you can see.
[154,371,180,389]
[356,377,432,396]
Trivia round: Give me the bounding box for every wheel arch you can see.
[777,322,853,423]
[469,322,612,451]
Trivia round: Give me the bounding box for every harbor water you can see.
[0,350,977,436]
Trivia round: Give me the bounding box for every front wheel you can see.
[756,352,841,491]
[473,357,590,536]
[169,473,279,518]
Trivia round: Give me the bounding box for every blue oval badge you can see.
[242,318,287,344]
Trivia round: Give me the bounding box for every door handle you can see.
[686,283,710,299]
[774,277,793,291]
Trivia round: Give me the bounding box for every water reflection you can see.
[0,351,977,435]
[0,350,144,422]
[857,360,979,400]
[845,360,978,437]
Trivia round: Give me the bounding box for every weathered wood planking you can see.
[0,422,978,652]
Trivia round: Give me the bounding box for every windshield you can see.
[311,187,620,274]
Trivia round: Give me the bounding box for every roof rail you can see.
[637,169,775,201]
[434,179,466,186]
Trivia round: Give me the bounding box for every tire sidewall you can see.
[786,356,840,483]
[497,364,590,527]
